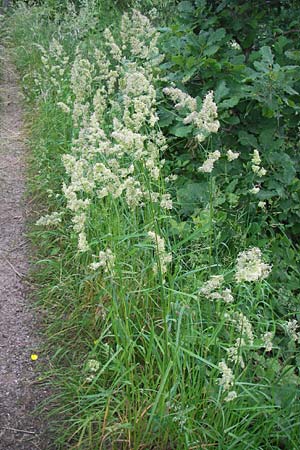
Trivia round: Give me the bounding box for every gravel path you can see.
[0,45,50,450]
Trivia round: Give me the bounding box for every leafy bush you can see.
[159,0,300,241]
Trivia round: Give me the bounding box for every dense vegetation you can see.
[3,1,300,448]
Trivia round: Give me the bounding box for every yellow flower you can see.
[31,354,38,361]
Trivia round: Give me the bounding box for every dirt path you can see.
[0,45,50,450]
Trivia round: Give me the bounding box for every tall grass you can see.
[5,1,300,449]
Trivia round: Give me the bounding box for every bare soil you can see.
[0,45,51,450]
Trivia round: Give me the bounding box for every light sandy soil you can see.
[0,45,51,450]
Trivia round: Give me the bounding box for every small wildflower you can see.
[252,164,260,173]
[78,231,90,253]
[251,150,267,177]
[160,193,173,210]
[221,288,234,303]
[228,40,241,50]
[31,354,38,361]
[258,201,266,209]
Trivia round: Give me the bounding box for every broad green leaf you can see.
[158,109,175,127]
[207,28,226,45]
[253,61,269,73]
[178,1,194,13]
[203,44,220,57]
[285,50,300,61]
[260,46,274,65]
[177,182,210,215]
[219,96,240,108]
[215,80,229,102]
[238,130,258,147]
[169,124,193,137]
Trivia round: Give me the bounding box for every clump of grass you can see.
[5,1,300,449]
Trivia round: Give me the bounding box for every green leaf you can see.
[285,50,300,62]
[215,80,229,102]
[219,96,240,108]
[238,130,258,147]
[207,28,226,45]
[172,55,185,67]
[158,109,175,127]
[177,182,210,215]
[178,1,194,13]
[222,114,240,125]
[203,45,220,57]
[169,124,193,137]
[253,61,269,73]
[268,152,296,185]
[259,128,280,149]
[283,85,299,96]
[260,46,274,66]
[274,382,298,408]
[262,106,276,118]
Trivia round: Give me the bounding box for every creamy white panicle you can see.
[57,101,71,114]
[235,247,272,282]
[36,211,63,226]
[198,150,221,173]
[227,149,240,161]
[218,361,234,391]
[199,276,234,303]
[226,312,254,346]
[224,390,238,402]
[262,331,273,352]
[56,11,173,253]
[86,359,100,372]
[164,88,220,143]
[90,248,115,273]
[78,231,89,253]
[199,275,224,296]
[227,337,245,369]
[251,149,267,177]
[148,231,172,277]
[285,320,300,343]
[249,186,260,194]
[35,38,69,99]
[162,87,197,111]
